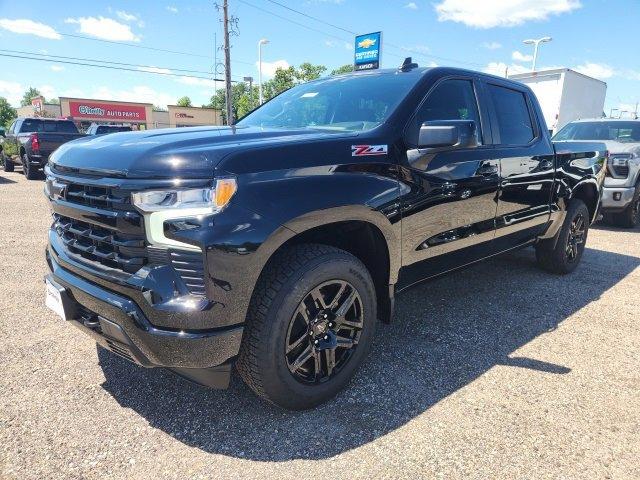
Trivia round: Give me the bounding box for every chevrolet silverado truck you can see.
[2,117,84,179]
[44,63,607,410]
[554,118,640,227]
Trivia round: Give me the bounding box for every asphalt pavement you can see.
[1,169,638,479]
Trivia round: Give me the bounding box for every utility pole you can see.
[222,0,233,125]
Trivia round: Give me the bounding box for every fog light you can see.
[613,192,622,201]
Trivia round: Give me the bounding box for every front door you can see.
[397,77,500,290]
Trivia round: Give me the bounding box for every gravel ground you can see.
[1,169,639,479]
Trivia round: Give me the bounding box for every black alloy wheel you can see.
[565,212,586,262]
[285,280,363,384]
[237,243,376,410]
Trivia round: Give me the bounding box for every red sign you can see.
[68,100,147,121]
[31,96,44,113]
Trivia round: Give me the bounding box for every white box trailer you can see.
[509,68,607,135]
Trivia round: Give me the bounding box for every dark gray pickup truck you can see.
[1,118,85,179]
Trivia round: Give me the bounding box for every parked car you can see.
[85,123,132,136]
[43,64,607,410]
[554,118,640,227]
[2,118,85,179]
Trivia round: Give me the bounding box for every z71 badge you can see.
[351,145,388,156]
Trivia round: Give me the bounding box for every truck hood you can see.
[49,125,356,179]
[597,140,640,156]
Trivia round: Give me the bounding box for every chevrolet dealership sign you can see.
[354,32,382,71]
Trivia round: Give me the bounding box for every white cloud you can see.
[166,6,178,13]
[91,85,176,109]
[405,2,418,9]
[116,10,137,22]
[574,62,614,80]
[138,66,173,74]
[65,16,141,42]
[50,65,64,72]
[434,0,582,28]
[256,60,290,79]
[0,18,61,39]
[484,62,529,77]
[0,80,24,106]
[176,76,217,88]
[482,41,502,50]
[512,50,533,62]
[402,44,430,54]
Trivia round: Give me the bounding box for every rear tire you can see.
[2,152,14,172]
[611,189,640,228]
[237,244,377,410]
[536,199,589,274]
[22,153,38,180]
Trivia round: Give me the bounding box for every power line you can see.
[56,31,256,66]
[253,0,485,68]
[0,49,215,76]
[0,52,238,83]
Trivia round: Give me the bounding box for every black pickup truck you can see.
[2,117,84,179]
[43,63,607,409]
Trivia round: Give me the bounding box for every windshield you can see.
[553,121,640,143]
[237,73,419,132]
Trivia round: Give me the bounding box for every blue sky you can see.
[0,0,637,114]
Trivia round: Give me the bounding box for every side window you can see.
[8,121,16,135]
[410,79,482,146]
[488,84,535,145]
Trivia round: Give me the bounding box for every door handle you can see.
[476,164,498,176]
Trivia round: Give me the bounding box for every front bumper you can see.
[46,248,244,388]
[601,186,636,212]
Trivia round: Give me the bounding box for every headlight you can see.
[131,178,237,250]
[132,178,237,213]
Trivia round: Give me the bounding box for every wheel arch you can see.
[252,207,400,323]
[570,180,600,224]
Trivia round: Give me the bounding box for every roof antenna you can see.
[399,57,419,72]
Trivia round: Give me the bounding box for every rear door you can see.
[483,79,556,248]
[398,76,500,289]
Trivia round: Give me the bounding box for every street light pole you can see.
[523,36,552,72]
[258,38,269,105]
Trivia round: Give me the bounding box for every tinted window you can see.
[553,121,640,142]
[19,119,77,133]
[488,85,535,145]
[410,79,482,145]
[238,73,420,132]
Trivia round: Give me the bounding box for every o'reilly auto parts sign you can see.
[69,101,147,121]
[354,32,382,71]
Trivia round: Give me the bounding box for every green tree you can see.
[0,97,17,128]
[21,87,42,107]
[262,63,327,101]
[48,98,60,105]
[153,105,168,112]
[176,96,192,107]
[331,64,354,75]
[208,83,258,124]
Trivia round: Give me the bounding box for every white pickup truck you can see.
[554,118,640,227]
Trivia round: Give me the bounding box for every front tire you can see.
[536,199,589,274]
[237,244,377,410]
[2,152,14,172]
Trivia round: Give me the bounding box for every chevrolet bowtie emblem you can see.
[357,38,376,49]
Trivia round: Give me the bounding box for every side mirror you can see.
[418,120,479,150]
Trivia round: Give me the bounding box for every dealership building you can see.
[17,96,223,131]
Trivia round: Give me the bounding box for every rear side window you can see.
[488,84,535,145]
[48,121,78,133]
[20,119,42,132]
[409,79,482,146]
